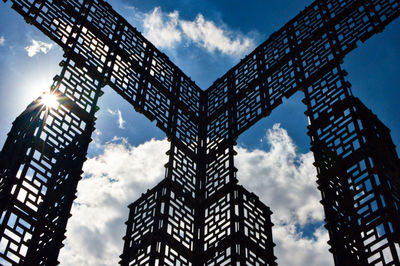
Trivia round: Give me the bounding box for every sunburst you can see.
[40,91,59,109]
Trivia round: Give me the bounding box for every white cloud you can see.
[236,124,333,265]
[143,7,181,48]
[180,14,254,57]
[117,110,126,129]
[91,129,103,149]
[141,7,255,57]
[106,108,116,115]
[24,39,53,57]
[58,125,332,265]
[107,108,126,129]
[59,137,169,266]
[272,222,331,265]
[237,124,323,226]
[0,36,5,46]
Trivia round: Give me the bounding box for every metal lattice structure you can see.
[0,0,399,265]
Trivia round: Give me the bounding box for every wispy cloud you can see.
[0,36,5,46]
[107,108,126,129]
[107,108,116,115]
[140,7,255,57]
[58,125,332,265]
[143,7,181,48]
[117,110,126,129]
[24,39,53,57]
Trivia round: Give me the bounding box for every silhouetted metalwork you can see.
[0,0,399,265]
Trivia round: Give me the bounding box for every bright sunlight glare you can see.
[41,92,59,109]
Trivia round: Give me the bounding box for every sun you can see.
[40,92,59,109]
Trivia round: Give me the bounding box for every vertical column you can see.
[0,59,102,265]
[202,141,276,265]
[203,70,276,265]
[119,143,197,266]
[120,70,199,265]
[304,64,400,265]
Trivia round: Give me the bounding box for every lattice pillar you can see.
[304,64,400,265]
[203,58,277,264]
[120,64,203,265]
[121,80,276,266]
[119,179,196,265]
[201,61,276,264]
[120,142,197,266]
[0,100,42,265]
[121,143,276,266]
[25,125,94,265]
[202,142,276,266]
[204,183,275,266]
[0,59,102,265]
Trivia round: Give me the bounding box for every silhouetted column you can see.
[0,60,102,265]
[121,82,277,266]
[304,64,400,265]
[120,142,197,266]
[120,68,201,265]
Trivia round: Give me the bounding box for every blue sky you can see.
[0,0,399,265]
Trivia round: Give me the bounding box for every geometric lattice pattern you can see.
[1,0,399,265]
[0,58,100,265]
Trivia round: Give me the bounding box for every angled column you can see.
[0,59,102,265]
[304,64,400,265]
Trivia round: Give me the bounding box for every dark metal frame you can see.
[0,0,399,265]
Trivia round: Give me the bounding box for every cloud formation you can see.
[59,137,169,266]
[143,7,182,48]
[180,14,254,56]
[107,108,126,129]
[58,125,332,265]
[237,124,323,226]
[117,110,126,129]
[24,39,53,57]
[141,7,255,57]
[0,36,4,46]
[236,124,333,265]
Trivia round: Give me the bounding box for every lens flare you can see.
[40,92,59,109]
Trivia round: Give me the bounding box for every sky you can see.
[0,0,399,265]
